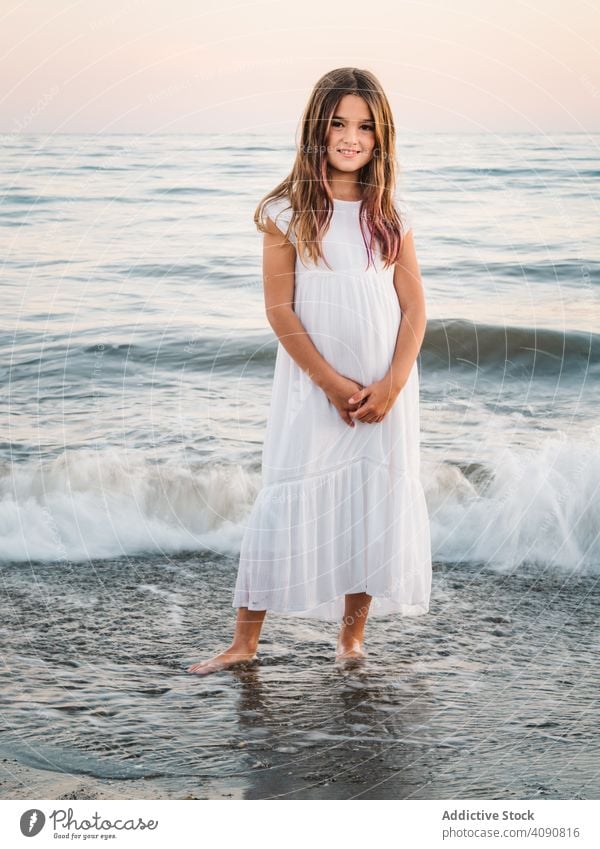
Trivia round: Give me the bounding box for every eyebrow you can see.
[332,115,375,123]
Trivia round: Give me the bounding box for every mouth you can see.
[337,148,360,158]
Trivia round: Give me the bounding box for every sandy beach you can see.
[1,755,170,800]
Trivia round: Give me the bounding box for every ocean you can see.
[0,132,598,799]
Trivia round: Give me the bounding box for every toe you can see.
[188,661,210,673]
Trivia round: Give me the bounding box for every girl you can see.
[188,67,432,676]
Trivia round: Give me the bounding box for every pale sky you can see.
[1,0,599,134]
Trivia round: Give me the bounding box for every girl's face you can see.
[325,94,376,175]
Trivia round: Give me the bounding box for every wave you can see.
[0,334,276,384]
[424,259,600,285]
[422,319,600,375]
[1,433,598,572]
[424,428,600,573]
[2,320,598,382]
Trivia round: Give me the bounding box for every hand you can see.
[347,374,404,424]
[323,374,365,428]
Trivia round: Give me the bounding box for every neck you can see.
[327,170,363,201]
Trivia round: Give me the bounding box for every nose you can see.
[342,125,359,145]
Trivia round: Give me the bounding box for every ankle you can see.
[230,638,259,655]
[338,624,365,643]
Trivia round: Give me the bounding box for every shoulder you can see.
[393,194,414,235]
[261,195,296,244]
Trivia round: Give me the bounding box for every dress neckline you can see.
[332,198,363,204]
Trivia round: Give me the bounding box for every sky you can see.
[1,0,599,135]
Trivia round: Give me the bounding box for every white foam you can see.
[1,433,598,574]
[0,448,260,563]
[425,427,600,572]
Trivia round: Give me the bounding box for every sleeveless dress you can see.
[232,195,432,621]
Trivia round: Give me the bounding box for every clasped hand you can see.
[324,372,404,427]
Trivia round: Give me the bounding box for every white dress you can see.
[232,195,432,621]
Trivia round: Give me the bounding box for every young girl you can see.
[188,67,432,676]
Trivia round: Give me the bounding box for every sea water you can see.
[0,132,598,798]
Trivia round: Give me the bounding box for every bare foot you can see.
[187,645,257,676]
[335,630,366,661]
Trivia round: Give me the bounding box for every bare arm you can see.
[261,216,339,391]
[385,229,427,390]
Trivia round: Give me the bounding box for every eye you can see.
[330,119,374,131]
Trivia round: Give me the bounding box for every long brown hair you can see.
[254,67,408,271]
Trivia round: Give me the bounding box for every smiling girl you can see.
[188,67,432,676]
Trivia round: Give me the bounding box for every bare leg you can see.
[336,591,371,660]
[187,607,266,676]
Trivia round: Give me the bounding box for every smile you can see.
[338,149,360,158]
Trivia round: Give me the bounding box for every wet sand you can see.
[0,555,598,800]
[0,755,248,799]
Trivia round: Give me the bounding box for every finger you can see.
[348,387,368,404]
[350,405,372,421]
[340,410,355,428]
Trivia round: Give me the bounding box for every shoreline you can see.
[0,757,244,801]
